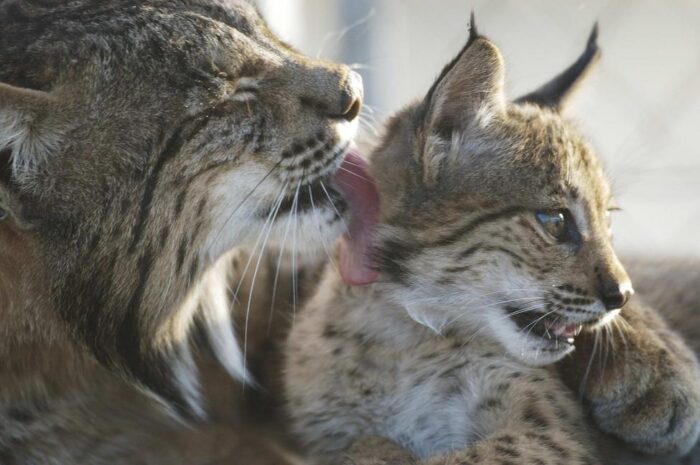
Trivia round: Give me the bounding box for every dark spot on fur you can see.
[496,382,510,394]
[174,188,187,216]
[188,256,199,283]
[495,444,520,458]
[292,143,304,155]
[497,434,515,445]
[323,324,339,339]
[176,240,187,274]
[120,198,131,215]
[479,397,503,410]
[538,436,569,458]
[522,405,550,429]
[196,197,207,216]
[158,226,169,249]
[375,238,414,283]
[7,406,34,423]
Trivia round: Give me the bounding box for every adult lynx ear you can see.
[0,82,62,182]
[418,15,506,183]
[515,24,600,111]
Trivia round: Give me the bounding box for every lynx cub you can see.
[284,23,700,465]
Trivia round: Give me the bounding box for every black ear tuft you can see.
[468,11,479,45]
[515,23,601,110]
[587,22,599,51]
[422,12,488,116]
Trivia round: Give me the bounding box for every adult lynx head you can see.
[0,0,363,417]
[367,22,633,366]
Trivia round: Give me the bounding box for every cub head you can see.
[0,0,361,417]
[372,21,632,365]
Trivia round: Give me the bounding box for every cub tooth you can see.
[574,325,583,336]
[567,337,574,344]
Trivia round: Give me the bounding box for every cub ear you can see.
[418,15,506,183]
[0,82,62,182]
[515,24,600,111]
[422,17,506,136]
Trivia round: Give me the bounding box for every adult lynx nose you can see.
[337,70,363,121]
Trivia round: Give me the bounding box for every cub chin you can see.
[284,20,700,465]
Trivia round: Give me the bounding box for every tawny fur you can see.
[0,0,361,463]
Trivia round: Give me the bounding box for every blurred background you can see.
[258,0,700,258]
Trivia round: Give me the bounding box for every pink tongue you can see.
[332,151,380,286]
[562,324,579,337]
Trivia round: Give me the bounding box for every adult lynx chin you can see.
[0,0,373,463]
[284,21,700,465]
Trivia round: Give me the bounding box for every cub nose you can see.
[600,282,633,311]
[336,70,363,121]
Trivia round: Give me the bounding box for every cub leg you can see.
[331,373,597,465]
[422,428,594,465]
[337,436,419,465]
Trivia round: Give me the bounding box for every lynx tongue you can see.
[332,151,380,286]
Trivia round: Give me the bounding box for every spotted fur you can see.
[285,23,700,465]
[0,0,361,463]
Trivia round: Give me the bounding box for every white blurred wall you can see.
[259,0,700,258]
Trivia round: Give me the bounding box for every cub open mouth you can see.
[507,307,602,349]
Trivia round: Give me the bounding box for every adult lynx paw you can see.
[558,298,700,456]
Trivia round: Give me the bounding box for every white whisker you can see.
[579,330,600,400]
[241,185,287,376]
[308,185,339,273]
[335,165,373,183]
[315,8,376,58]
[320,181,349,233]
[291,180,301,324]
[211,161,281,250]
[268,184,295,334]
